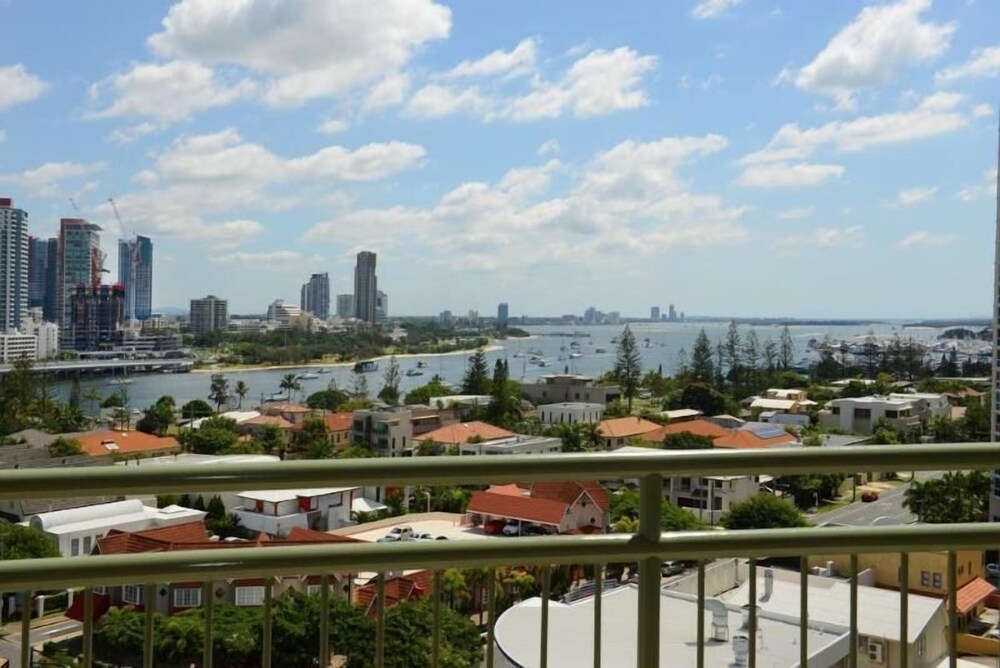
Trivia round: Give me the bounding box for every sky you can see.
[0,0,998,319]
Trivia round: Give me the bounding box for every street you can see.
[816,482,916,526]
[0,619,81,668]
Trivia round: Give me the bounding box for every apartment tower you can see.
[0,199,29,331]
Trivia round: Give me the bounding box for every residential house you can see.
[637,419,730,445]
[417,421,515,452]
[818,396,921,434]
[294,411,354,451]
[239,414,295,438]
[459,435,562,456]
[521,374,621,406]
[466,481,609,535]
[537,402,605,426]
[260,402,315,426]
[656,408,703,423]
[713,423,799,449]
[887,393,951,423]
[75,430,181,459]
[352,570,435,618]
[232,486,359,536]
[352,405,459,457]
[595,416,661,449]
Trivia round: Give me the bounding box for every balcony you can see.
[0,444,998,667]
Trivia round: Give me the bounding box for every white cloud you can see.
[537,140,559,156]
[935,46,1000,83]
[777,225,865,252]
[0,65,48,112]
[957,168,998,201]
[738,162,845,188]
[109,122,159,144]
[691,0,743,20]
[742,93,971,166]
[777,207,814,220]
[893,186,937,207]
[209,250,304,268]
[305,133,746,270]
[788,0,955,107]
[87,61,255,124]
[0,161,106,198]
[362,73,410,111]
[898,231,956,247]
[316,118,350,135]
[972,104,994,119]
[404,84,489,119]
[440,38,537,80]
[679,73,722,90]
[148,0,451,108]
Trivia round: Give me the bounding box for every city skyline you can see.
[0,1,997,317]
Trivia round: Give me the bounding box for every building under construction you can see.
[69,283,124,351]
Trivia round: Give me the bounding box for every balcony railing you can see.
[0,443,999,667]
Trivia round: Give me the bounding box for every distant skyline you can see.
[0,0,997,318]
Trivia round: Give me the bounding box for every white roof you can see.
[538,402,605,410]
[722,569,943,643]
[237,487,358,503]
[119,453,280,467]
[750,398,798,410]
[494,586,846,667]
[660,408,702,420]
[766,389,803,399]
[27,500,205,535]
[191,410,260,429]
[888,392,946,401]
[351,497,388,513]
[834,396,913,407]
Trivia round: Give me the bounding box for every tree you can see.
[662,432,715,450]
[279,373,300,402]
[48,437,82,458]
[0,523,61,559]
[101,393,125,409]
[256,424,284,455]
[673,382,733,416]
[180,417,238,455]
[779,325,794,370]
[614,325,642,412]
[439,568,470,610]
[721,321,742,388]
[743,330,761,392]
[503,570,536,603]
[295,418,332,459]
[461,349,490,395]
[487,360,518,427]
[904,471,989,523]
[404,381,453,406]
[208,373,231,413]
[137,396,176,436]
[378,357,402,405]
[306,388,350,411]
[83,385,102,420]
[690,329,715,383]
[721,495,808,530]
[555,423,584,452]
[234,380,250,409]
[610,488,703,531]
[97,605,146,664]
[180,399,214,421]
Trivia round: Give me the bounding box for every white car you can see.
[501,522,520,537]
[378,526,414,543]
[414,533,448,541]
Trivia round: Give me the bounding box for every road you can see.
[816,482,916,526]
[0,619,81,668]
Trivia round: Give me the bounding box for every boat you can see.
[354,360,379,373]
[512,352,523,358]
[416,361,428,368]
[106,379,133,386]
[537,360,550,367]
[267,392,287,402]
[595,348,607,353]
[296,372,320,380]
[406,369,424,377]
[569,352,582,359]
[317,368,331,374]
[570,341,581,349]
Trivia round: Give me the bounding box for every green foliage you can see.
[378,357,402,405]
[461,349,490,395]
[486,360,520,427]
[180,417,238,455]
[690,329,715,383]
[256,424,284,455]
[0,523,60,559]
[205,495,226,521]
[904,471,989,523]
[779,325,795,370]
[404,380,454,406]
[306,388,350,411]
[721,495,809,530]
[233,380,250,409]
[180,399,214,420]
[781,474,845,508]
[101,393,124,409]
[661,432,715,450]
[671,383,734,417]
[614,325,642,411]
[293,418,331,459]
[602,400,629,418]
[610,488,704,531]
[208,374,230,412]
[279,373,301,402]
[136,396,176,436]
[48,437,82,458]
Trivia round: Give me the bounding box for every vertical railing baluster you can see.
[262,580,273,668]
[948,551,957,668]
[696,562,705,668]
[799,556,808,667]
[320,575,330,668]
[849,555,858,668]
[748,558,757,668]
[20,590,30,668]
[376,572,386,668]
[487,567,497,668]
[203,581,214,668]
[900,553,909,668]
[593,564,603,668]
[82,586,93,668]
[540,565,551,668]
[637,474,662,668]
[432,570,441,668]
[144,583,155,668]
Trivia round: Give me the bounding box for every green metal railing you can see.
[0,443,997,667]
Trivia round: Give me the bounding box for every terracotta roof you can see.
[639,419,730,443]
[242,415,294,429]
[713,430,797,449]
[487,484,527,497]
[597,417,661,439]
[322,412,353,432]
[263,403,313,414]
[467,489,571,526]
[97,520,358,555]
[955,577,995,614]
[527,481,609,512]
[418,421,514,446]
[354,570,434,617]
[75,430,180,457]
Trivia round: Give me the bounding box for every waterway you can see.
[49,321,946,410]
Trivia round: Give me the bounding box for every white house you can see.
[232,487,358,536]
[537,402,605,426]
[459,435,562,456]
[25,499,205,557]
[818,396,920,434]
[887,393,951,423]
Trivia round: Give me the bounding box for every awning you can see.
[352,497,388,513]
[955,576,995,614]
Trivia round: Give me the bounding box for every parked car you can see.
[502,522,520,537]
[861,491,879,503]
[660,561,685,577]
[377,526,414,542]
[483,519,506,535]
[986,563,1000,579]
[414,532,448,541]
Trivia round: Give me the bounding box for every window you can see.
[921,571,930,587]
[83,536,92,554]
[885,410,898,418]
[173,588,201,608]
[71,538,80,557]
[92,585,107,595]
[917,635,926,656]
[831,407,840,415]
[959,565,965,576]
[235,586,265,606]
[855,408,871,418]
[123,585,143,605]
[932,572,943,588]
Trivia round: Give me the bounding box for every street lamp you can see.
[423,490,432,514]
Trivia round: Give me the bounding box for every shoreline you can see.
[192,344,506,374]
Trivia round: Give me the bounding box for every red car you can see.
[483,519,506,535]
[861,491,879,503]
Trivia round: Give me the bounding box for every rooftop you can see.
[418,420,515,445]
[538,402,606,410]
[597,416,661,439]
[638,419,730,443]
[236,487,358,503]
[75,430,180,457]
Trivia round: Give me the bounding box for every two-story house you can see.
[818,396,921,434]
[466,481,609,535]
[352,406,459,457]
[521,374,621,406]
[231,486,358,536]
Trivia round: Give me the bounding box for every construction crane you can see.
[109,197,138,325]
[68,197,80,214]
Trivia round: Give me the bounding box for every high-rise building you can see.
[353,251,377,323]
[650,306,660,321]
[439,310,453,326]
[57,218,102,347]
[0,199,29,331]
[376,290,388,323]
[668,304,677,321]
[300,272,330,319]
[189,295,229,334]
[43,238,58,323]
[28,237,48,310]
[583,306,598,325]
[118,236,153,321]
[497,302,509,328]
[69,284,125,351]
[267,299,302,324]
[468,309,479,326]
[335,294,354,319]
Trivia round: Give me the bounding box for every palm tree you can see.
[502,570,536,603]
[234,380,249,409]
[208,374,230,413]
[581,422,601,451]
[613,516,640,534]
[439,568,471,611]
[279,373,300,402]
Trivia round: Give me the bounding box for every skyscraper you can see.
[70,284,125,351]
[300,272,330,319]
[497,302,509,328]
[354,251,377,323]
[650,306,660,321]
[118,236,153,321]
[43,239,58,323]
[0,199,29,331]
[335,294,354,319]
[57,218,102,346]
[189,295,229,334]
[28,236,48,310]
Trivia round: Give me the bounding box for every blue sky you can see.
[0,0,997,318]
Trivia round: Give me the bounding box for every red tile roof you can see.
[955,576,995,614]
[75,430,180,457]
[467,489,572,526]
[243,415,294,429]
[353,570,434,617]
[639,419,730,443]
[321,412,353,433]
[527,481,610,512]
[263,403,314,414]
[597,417,661,439]
[418,421,514,446]
[96,521,358,555]
[713,430,797,449]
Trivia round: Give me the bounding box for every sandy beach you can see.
[192,344,506,373]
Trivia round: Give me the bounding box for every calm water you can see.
[51,322,944,410]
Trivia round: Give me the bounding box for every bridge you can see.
[0,358,194,376]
